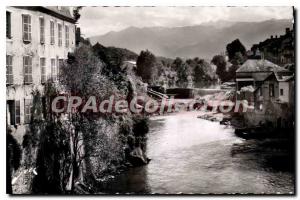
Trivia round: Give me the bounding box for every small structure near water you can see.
[235,59,295,129]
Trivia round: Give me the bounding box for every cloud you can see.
[78,6,293,37]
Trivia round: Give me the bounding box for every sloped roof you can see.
[275,73,294,82]
[13,6,75,23]
[45,6,74,20]
[264,71,294,82]
[236,59,287,73]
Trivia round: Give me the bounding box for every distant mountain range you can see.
[89,19,293,59]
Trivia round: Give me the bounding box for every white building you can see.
[6,6,76,143]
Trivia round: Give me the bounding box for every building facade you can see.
[235,59,288,102]
[249,27,295,67]
[244,71,294,128]
[6,6,76,143]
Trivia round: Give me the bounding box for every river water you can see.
[101,111,294,194]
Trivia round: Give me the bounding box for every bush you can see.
[132,116,149,137]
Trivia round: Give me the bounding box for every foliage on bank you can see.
[11,44,150,194]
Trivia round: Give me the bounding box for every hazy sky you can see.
[78,7,293,37]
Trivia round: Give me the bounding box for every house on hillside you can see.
[6,6,76,143]
[121,60,137,72]
[235,59,288,103]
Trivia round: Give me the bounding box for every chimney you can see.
[286,28,290,34]
[275,35,278,39]
[270,35,273,39]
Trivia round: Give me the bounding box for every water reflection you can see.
[101,111,294,194]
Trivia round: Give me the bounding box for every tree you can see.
[193,64,205,87]
[172,57,184,71]
[73,7,83,22]
[191,59,217,88]
[136,50,156,84]
[14,44,150,194]
[20,85,72,194]
[176,62,190,88]
[231,51,246,65]
[7,128,21,194]
[211,55,227,81]
[59,44,124,192]
[226,39,246,62]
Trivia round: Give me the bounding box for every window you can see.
[50,20,55,44]
[24,99,32,124]
[39,17,45,44]
[15,100,20,124]
[51,59,56,81]
[280,89,284,96]
[22,14,31,42]
[58,23,62,46]
[65,25,69,47]
[269,84,275,97]
[40,58,46,83]
[6,11,11,38]
[58,59,64,80]
[7,100,20,125]
[6,55,13,85]
[23,56,32,84]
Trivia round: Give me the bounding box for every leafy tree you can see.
[7,128,21,194]
[211,55,227,81]
[59,44,124,192]
[136,50,156,84]
[176,62,190,88]
[172,57,184,71]
[18,85,72,194]
[73,7,83,22]
[193,64,205,87]
[191,59,217,87]
[93,43,138,73]
[231,52,246,65]
[226,39,246,62]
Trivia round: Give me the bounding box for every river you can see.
[101,111,294,194]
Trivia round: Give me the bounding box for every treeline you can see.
[134,39,248,88]
[136,50,218,88]
[89,41,218,89]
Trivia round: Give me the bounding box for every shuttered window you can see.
[51,59,57,82]
[24,99,32,124]
[58,59,64,81]
[58,23,62,46]
[15,100,21,125]
[22,14,31,42]
[24,56,33,84]
[6,55,13,85]
[6,11,11,38]
[39,17,45,44]
[40,58,46,83]
[65,25,69,47]
[50,21,55,45]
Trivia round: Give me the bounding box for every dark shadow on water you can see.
[231,132,295,174]
[99,166,151,194]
